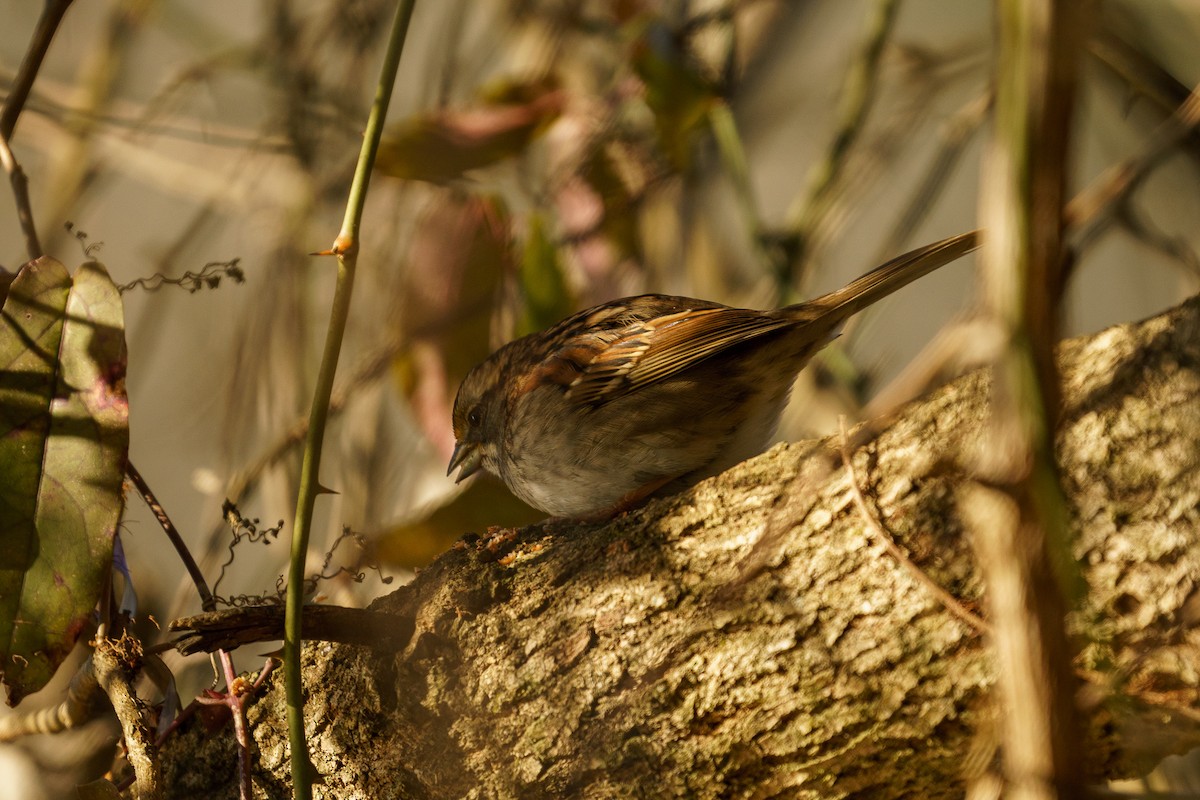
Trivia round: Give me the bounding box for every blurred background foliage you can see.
[2,0,1199,794]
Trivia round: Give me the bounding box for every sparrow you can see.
[448,230,978,517]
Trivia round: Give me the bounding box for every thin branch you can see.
[152,657,277,741]
[860,74,1200,422]
[0,131,42,259]
[708,100,783,279]
[881,89,993,258]
[0,0,74,140]
[862,316,1004,419]
[126,461,216,612]
[866,74,1200,418]
[1065,77,1200,248]
[1118,201,1200,276]
[217,650,254,799]
[781,0,900,300]
[94,634,161,800]
[169,605,415,656]
[1088,24,1200,142]
[38,0,155,256]
[838,418,992,635]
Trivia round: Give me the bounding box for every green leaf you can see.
[0,267,14,306]
[632,25,717,170]
[516,213,574,336]
[0,258,129,705]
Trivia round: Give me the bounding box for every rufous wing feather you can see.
[565,307,795,405]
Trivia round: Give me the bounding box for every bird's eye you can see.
[467,409,481,427]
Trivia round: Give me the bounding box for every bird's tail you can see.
[785,230,979,323]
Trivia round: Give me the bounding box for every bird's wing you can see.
[557,304,795,406]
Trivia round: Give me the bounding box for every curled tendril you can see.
[210,506,391,609]
[118,259,245,294]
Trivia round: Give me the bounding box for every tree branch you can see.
[160,297,1200,799]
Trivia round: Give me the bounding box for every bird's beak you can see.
[447,441,483,483]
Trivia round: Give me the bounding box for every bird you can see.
[447,230,978,517]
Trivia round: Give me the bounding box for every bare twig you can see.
[861,316,1003,419]
[781,0,900,299]
[215,650,255,799]
[1089,24,1200,139]
[0,131,42,259]
[856,72,1200,423]
[152,657,277,743]
[169,604,415,657]
[38,0,156,256]
[881,89,993,258]
[227,332,401,504]
[975,1,1090,797]
[838,418,992,635]
[0,0,74,140]
[1065,77,1200,247]
[1118,202,1200,276]
[126,461,216,612]
[859,74,1200,423]
[94,634,161,800]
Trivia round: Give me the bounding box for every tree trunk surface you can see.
[163,298,1200,799]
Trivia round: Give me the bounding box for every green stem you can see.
[284,2,418,797]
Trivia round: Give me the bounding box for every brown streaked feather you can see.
[565,307,795,405]
[517,343,597,396]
